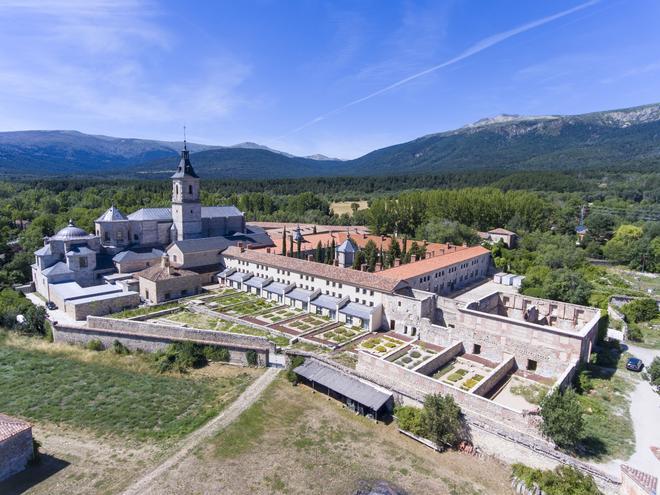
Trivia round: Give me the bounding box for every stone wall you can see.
[413,341,463,376]
[66,292,140,321]
[472,355,516,397]
[54,316,273,367]
[355,351,539,436]
[0,428,33,482]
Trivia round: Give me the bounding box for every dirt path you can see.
[120,367,280,495]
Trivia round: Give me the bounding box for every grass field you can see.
[0,332,263,495]
[576,363,636,461]
[145,376,511,494]
[0,333,259,441]
[330,200,368,216]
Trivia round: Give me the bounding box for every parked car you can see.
[625,357,644,372]
[46,301,57,310]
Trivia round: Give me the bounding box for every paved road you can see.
[120,367,280,495]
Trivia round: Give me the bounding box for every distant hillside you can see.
[1,103,658,178]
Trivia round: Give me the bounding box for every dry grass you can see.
[330,200,368,216]
[145,376,511,494]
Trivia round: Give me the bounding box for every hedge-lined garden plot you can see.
[431,357,493,390]
[392,345,437,370]
[357,335,406,357]
[281,314,330,333]
[256,306,302,324]
[317,325,369,345]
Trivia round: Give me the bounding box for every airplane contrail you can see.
[278,0,599,138]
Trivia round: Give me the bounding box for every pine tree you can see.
[281,227,287,256]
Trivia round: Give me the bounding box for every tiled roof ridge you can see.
[621,464,658,494]
[0,413,31,442]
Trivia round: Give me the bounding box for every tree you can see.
[315,240,324,263]
[621,298,658,323]
[419,394,463,448]
[416,218,479,246]
[543,269,592,305]
[363,239,378,272]
[602,224,643,265]
[539,388,583,449]
[647,357,660,387]
[281,227,287,256]
[386,238,401,268]
[512,464,602,495]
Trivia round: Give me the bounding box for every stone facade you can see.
[0,416,33,482]
[65,291,140,321]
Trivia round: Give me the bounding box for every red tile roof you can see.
[374,245,491,280]
[0,414,31,442]
[223,246,406,293]
[621,465,658,494]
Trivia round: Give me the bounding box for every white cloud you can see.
[0,0,250,133]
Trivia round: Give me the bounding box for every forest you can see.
[0,166,658,310]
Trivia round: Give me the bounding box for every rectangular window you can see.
[79,257,88,268]
[527,359,537,371]
[473,344,481,355]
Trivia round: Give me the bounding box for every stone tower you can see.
[171,142,202,241]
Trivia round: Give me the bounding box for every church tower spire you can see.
[171,129,202,241]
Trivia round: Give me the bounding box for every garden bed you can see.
[392,345,437,370]
[357,335,406,356]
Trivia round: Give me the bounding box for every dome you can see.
[51,220,91,241]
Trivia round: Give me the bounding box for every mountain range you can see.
[1,103,658,179]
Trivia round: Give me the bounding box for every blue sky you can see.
[0,0,658,158]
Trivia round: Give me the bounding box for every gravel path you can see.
[120,367,280,495]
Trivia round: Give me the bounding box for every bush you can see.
[394,405,424,436]
[539,388,584,449]
[375,345,387,353]
[152,342,208,373]
[512,464,601,495]
[86,339,103,351]
[246,349,258,366]
[204,346,230,362]
[648,357,660,387]
[410,350,421,358]
[621,297,658,323]
[286,355,305,384]
[574,366,593,394]
[627,322,643,342]
[112,340,130,355]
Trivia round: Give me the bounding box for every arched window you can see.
[175,184,179,195]
[188,185,193,195]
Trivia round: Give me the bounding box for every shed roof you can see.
[287,287,314,301]
[294,360,392,411]
[245,276,269,288]
[339,302,376,320]
[311,294,340,310]
[262,282,289,295]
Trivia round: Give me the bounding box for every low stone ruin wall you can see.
[413,341,463,376]
[472,355,516,397]
[54,316,273,367]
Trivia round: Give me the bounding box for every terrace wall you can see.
[54,316,273,366]
[413,341,463,376]
[472,355,516,398]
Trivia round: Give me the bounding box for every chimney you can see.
[361,263,368,272]
[411,254,417,263]
[238,241,245,253]
[161,253,169,268]
[334,259,339,266]
[307,255,314,262]
[462,242,468,247]
[440,249,445,255]
[363,233,367,239]
[394,258,401,267]
[266,247,271,254]
[375,262,382,271]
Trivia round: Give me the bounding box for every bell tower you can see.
[171,137,202,240]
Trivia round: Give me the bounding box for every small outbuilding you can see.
[0,414,33,482]
[294,360,393,419]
